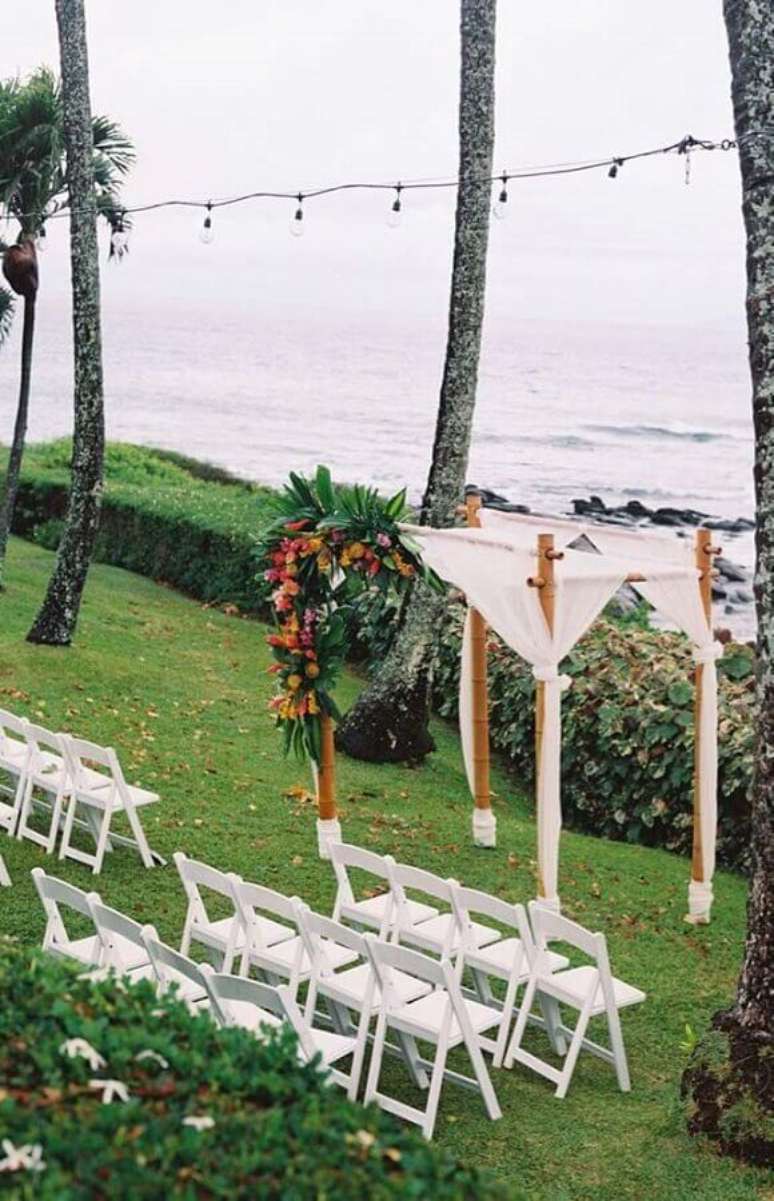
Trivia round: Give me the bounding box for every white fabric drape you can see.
[407,526,627,905]
[460,609,476,798]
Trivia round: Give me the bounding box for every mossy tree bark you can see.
[682,0,773,1165]
[0,241,38,586]
[27,0,105,647]
[336,0,497,762]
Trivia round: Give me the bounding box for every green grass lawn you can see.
[0,537,769,1200]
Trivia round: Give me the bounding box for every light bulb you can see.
[492,174,508,220]
[387,185,402,229]
[290,196,304,237]
[199,203,214,244]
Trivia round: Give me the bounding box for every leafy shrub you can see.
[432,602,754,871]
[0,940,511,1200]
[11,441,277,613]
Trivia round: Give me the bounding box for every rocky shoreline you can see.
[471,486,756,638]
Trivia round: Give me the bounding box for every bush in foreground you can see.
[0,940,511,1200]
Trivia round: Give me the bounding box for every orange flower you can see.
[283,579,300,596]
[287,674,303,691]
[348,542,366,560]
[306,662,320,678]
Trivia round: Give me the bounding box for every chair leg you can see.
[91,808,113,875]
[538,992,568,1056]
[555,998,594,1099]
[347,1004,372,1102]
[421,1033,449,1140]
[466,1033,503,1121]
[363,1008,389,1106]
[44,787,67,855]
[606,1006,631,1092]
[58,792,78,860]
[124,802,155,868]
[493,974,520,1069]
[504,974,538,1069]
[394,1030,430,1090]
[15,776,34,842]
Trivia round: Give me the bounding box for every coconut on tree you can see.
[0,66,133,587]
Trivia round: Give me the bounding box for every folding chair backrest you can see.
[392,862,454,909]
[206,973,309,1054]
[31,867,101,959]
[62,736,121,797]
[88,898,147,966]
[25,722,67,767]
[297,904,367,977]
[330,842,393,909]
[174,852,236,928]
[528,902,604,962]
[231,878,301,951]
[141,925,210,998]
[365,933,447,1005]
[451,884,523,934]
[0,709,29,758]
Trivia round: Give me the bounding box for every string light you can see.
[199,201,214,244]
[386,183,402,229]
[492,172,509,219]
[290,193,304,238]
[1,134,739,245]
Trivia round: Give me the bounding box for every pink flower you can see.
[377,533,391,548]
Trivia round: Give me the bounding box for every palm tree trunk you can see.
[0,292,36,584]
[681,0,773,1166]
[27,0,104,646]
[336,0,497,762]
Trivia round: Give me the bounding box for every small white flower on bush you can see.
[135,1049,169,1069]
[89,1079,130,1104]
[182,1115,215,1131]
[59,1038,106,1072]
[0,1140,46,1173]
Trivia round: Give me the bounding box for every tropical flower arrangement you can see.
[257,467,437,763]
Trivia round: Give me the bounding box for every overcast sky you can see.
[3,1,745,333]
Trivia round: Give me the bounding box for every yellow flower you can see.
[348,542,365,560]
[339,550,352,568]
[307,537,323,553]
[317,550,332,572]
[287,674,303,691]
[306,662,320,678]
[308,692,319,714]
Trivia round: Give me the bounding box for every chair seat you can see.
[158,969,208,1004]
[51,933,102,966]
[104,933,151,972]
[0,743,27,771]
[547,965,646,1014]
[341,893,438,930]
[74,779,159,810]
[196,914,293,953]
[252,935,358,977]
[225,1000,284,1035]
[468,937,569,980]
[403,912,500,954]
[311,1028,358,1066]
[323,961,432,1010]
[391,991,500,1045]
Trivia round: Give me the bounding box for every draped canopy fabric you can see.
[402,513,722,921]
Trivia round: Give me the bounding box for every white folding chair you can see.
[504,903,646,1098]
[330,843,438,937]
[31,867,103,968]
[141,924,211,1009]
[450,885,570,1067]
[205,972,361,1095]
[297,905,434,1099]
[230,878,357,993]
[0,709,30,836]
[0,853,9,886]
[88,897,154,979]
[174,853,268,972]
[15,723,71,854]
[391,863,499,957]
[364,936,502,1140]
[59,736,163,874]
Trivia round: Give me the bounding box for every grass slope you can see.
[0,538,768,1199]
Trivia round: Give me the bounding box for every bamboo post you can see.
[465,493,496,847]
[535,533,557,899]
[315,712,341,859]
[688,526,715,920]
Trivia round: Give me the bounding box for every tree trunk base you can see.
[681,1009,774,1168]
[335,679,436,763]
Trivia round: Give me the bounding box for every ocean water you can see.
[4,302,756,627]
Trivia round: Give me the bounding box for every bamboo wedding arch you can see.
[402,497,724,924]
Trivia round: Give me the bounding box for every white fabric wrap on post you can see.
[406,525,627,908]
[629,571,722,922]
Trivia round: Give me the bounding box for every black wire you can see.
[1,133,738,225]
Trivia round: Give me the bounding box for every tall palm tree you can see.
[337,0,497,761]
[27,0,110,647]
[0,67,132,587]
[682,0,773,1167]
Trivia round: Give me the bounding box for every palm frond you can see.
[0,286,15,349]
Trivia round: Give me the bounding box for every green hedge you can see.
[0,940,511,1200]
[11,440,275,613]
[432,603,754,872]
